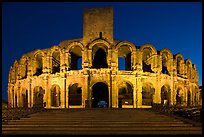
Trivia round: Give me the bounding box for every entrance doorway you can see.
[92,82,109,108]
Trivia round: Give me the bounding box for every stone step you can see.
[13,119,182,123]
[4,122,192,127]
[2,130,202,135]
[3,108,202,135]
[2,126,201,132]
[6,120,185,124]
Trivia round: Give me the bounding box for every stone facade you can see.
[7,7,201,109]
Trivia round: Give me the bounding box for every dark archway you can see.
[92,82,109,108]
[52,51,60,74]
[118,82,133,108]
[15,94,17,108]
[22,89,28,108]
[33,86,44,108]
[176,88,183,106]
[92,48,108,68]
[118,45,132,71]
[187,90,191,106]
[142,83,155,106]
[51,85,61,107]
[69,83,82,106]
[34,53,43,76]
[161,85,171,106]
[70,46,82,70]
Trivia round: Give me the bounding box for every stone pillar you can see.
[183,86,187,106]
[14,89,17,108]
[43,76,49,108]
[19,87,23,107]
[136,77,142,108]
[27,79,31,108]
[61,75,66,108]
[131,51,136,70]
[66,84,69,108]
[67,53,71,70]
[60,51,67,73]
[10,89,14,108]
[154,78,161,104]
[88,49,92,68]
[31,85,34,108]
[108,85,111,108]
[83,74,89,108]
[172,84,177,106]
[111,76,117,108]
[17,86,20,107]
[133,84,137,108]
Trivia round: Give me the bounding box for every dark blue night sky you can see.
[2,2,202,101]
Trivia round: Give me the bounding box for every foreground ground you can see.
[2,108,202,135]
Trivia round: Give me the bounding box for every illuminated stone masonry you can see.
[8,7,201,109]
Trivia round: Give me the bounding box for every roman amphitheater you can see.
[7,7,201,109]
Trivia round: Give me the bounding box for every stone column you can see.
[136,77,142,108]
[14,89,17,108]
[66,78,69,108]
[131,52,136,70]
[83,74,89,108]
[67,53,71,70]
[133,84,137,108]
[88,49,92,68]
[19,87,23,107]
[31,84,34,108]
[111,75,117,108]
[17,86,20,107]
[154,78,161,104]
[12,87,15,108]
[183,85,187,106]
[61,75,66,108]
[27,79,32,108]
[108,83,112,108]
[172,84,177,106]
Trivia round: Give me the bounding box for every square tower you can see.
[83,7,113,45]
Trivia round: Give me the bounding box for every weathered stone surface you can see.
[7,7,201,109]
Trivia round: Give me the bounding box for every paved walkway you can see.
[2,108,202,135]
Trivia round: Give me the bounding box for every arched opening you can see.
[142,48,153,73]
[187,90,191,106]
[21,59,28,79]
[92,82,108,108]
[118,45,132,70]
[118,82,133,108]
[33,86,44,108]
[69,83,82,106]
[15,93,17,108]
[186,61,192,79]
[118,57,125,70]
[22,89,28,108]
[176,88,183,106]
[161,54,169,75]
[161,85,171,106]
[77,58,82,70]
[92,48,108,68]
[52,51,60,74]
[34,53,43,76]
[51,85,61,107]
[70,46,82,70]
[142,83,155,106]
[176,56,183,75]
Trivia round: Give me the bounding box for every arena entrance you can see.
[91,82,109,108]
